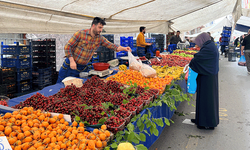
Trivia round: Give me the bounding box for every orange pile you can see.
[0,107,111,150]
[106,69,173,93]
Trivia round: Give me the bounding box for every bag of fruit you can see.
[128,52,142,71]
[140,64,157,78]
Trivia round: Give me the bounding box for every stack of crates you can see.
[0,68,17,98]
[31,38,56,89]
[145,38,157,56]
[1,42,32,95]
[221,26,232,46]
[120,36,133,48]
[151,34,165,52]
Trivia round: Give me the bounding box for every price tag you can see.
[0,136,12,150]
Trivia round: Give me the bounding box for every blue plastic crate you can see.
[33,75,52,85]
[222,33,231,37]
[223,26,232,30]
[189,42,196,47]
[168,44,177,54]
[32,67,52,78]
[116,51,128,58]
[222,37,230,42]
[17,80,32,93]
[1,57,31,68]
[223,30,231,34]
[17,68,32,81]
[145,38,156,43]
[120,37,133,43]
[1,42,31,55]
[220,42,229,46]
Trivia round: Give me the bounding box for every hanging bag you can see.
[128,52,142,71]
[238,55,246,66]
[187,67,198,94]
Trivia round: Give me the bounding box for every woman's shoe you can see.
[191,119,196,124]
[197,126,214,130]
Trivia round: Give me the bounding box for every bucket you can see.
[228,52,236,62]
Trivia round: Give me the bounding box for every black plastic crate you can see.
[0,85,6,95]
[97,51,106,62]
[6,82,17,93]
[33,75,52,90]
[16,68,32,81]
[17,80,32,93]
[0,75,16,85]
[104,50,110,62]
[1,42,31,55]
[103,34,114,43]
[110,50,114,60]
[0,67,16,78]
[32,67,52,78]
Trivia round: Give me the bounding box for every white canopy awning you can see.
[0,0,244,34]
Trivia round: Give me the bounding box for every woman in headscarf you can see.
[189,32,219,130]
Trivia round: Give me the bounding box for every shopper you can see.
[207,32,214,42]
[234,37,239,47]
[170,31,182,44]
[189,32,219,130]
[219,33,225,55]
[136,26,152,56]
[241,29,250,74]
[57,17,131,83]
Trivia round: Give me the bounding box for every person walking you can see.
[241,29,250,74]
[136,26,152,56]
[219,33,225,55]
[189,32,219,130]
[207,32,214,42]
[57,17,131,83]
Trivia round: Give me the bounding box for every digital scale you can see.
[88,69,113,77]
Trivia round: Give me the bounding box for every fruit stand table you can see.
[6,78,187,149]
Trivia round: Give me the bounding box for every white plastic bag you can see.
[140,64,157,78]
[128,52,142,71]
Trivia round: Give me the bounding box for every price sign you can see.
[0,136,12,150]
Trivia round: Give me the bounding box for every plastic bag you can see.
[140,64,157,78]
[238,55,246,66]
[187,68,198,94]
[128,52,142,71]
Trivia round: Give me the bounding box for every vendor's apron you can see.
[57,58,88,83]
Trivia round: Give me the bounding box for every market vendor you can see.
[57,17,132,83]
[169,31,183,44]
[136,26,152,57]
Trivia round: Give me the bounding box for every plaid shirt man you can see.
[65,29,118,65]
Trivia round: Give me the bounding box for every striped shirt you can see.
[65,29,118,65]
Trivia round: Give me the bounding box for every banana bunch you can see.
[152,65,184,79]
[119,64,127,71]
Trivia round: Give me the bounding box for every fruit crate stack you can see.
[31,38,56,88]
[151,34,165,52]
[221,26,232,46]
[1,42,33,95]
[120,36,133,48]
[0,68,17,98]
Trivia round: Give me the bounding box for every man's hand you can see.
[147,43,152,46]
[69,57,77,70]
[117,46,132,52]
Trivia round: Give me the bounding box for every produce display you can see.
[152,65,184,80]
[106,69,172,93]
[150,55,192,67]
[0,96,9,106]
[118,65,127,71]
[13,76,159,134]
[0,107,111,150]
[189,47,200,51]
[172,50,197,57]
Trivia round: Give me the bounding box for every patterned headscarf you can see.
[194,32,211,47]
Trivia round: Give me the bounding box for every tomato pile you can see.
[150,55,192,67]
[13,76,159,134]
[189,47,200,51]
[106,69,173,93]
[0,107,111,150]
